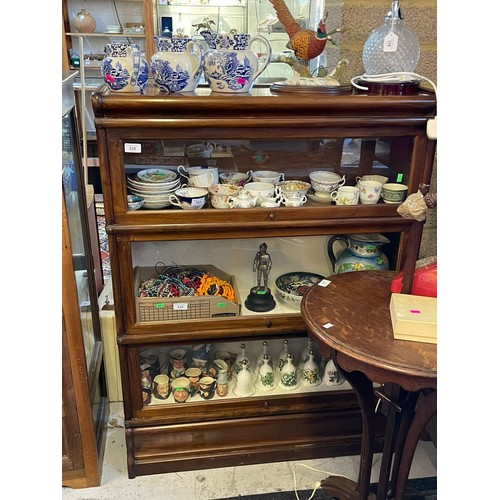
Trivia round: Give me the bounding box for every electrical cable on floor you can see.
[292,463,351,500]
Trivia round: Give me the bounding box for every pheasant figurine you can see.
[269,0,340,62]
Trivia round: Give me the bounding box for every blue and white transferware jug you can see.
[151,36,204,93]
[101,43,149,93]
[199,30,272,93]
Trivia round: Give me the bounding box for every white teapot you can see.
[227,189,258,209]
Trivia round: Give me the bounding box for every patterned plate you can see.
[137,168,178,183]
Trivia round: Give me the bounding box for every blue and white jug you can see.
[199,30,272,93]
[101,43,149,93]
[151,36,204,93]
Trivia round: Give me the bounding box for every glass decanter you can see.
[362,0,420,76]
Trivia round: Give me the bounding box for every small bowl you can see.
[219,171,249,187]
[275,271,326,310]
[276,180,311,198]
[309,171,345,194]
[127,194,144,211]
[381,183,408,204]
[248,170,284,185]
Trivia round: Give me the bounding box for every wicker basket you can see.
[134,265,241,323]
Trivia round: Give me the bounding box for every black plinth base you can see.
[245,286,276,312]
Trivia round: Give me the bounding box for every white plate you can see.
[136,169,179,184]
[127,178,180,192]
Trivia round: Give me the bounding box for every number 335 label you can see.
[124,143,142,153]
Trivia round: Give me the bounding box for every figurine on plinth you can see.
[245,242,276,312]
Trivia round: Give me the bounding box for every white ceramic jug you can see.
[151,36,204,93]
[102,43,149,93]
[200,30,272,93]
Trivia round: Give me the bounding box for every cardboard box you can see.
[390,293,437,344]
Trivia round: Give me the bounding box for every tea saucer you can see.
[306,192,332,204]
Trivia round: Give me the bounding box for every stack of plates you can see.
[105,24,123,34]
[127,169,180,209]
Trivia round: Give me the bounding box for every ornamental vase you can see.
[199,30,272,93]
[74,9,96,33]
[151,36,204,93]
[102,43,149,93]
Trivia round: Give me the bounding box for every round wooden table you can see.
[301,271,437,500]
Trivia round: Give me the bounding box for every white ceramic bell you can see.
[299,338,313,371]
[277,339,290,372]
[322,357,346,386]
[256,341,273,370]
[233,359,255,397]
[256,354,276,391]
[279,353,299,390]
[301,350,321,387]
[233,343,252,377]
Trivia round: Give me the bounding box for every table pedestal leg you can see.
[321,363,377,500]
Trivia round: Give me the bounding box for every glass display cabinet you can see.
[62,71,109,488]
[92,84,436,478]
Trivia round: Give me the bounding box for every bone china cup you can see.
[358,180,383,204]
[309,171,346,195]
[330,186,360,205]
[168,187,208,209]
[208,184,241,209]
[243,181,277,206]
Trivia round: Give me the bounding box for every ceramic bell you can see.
[277,339,290,372]
[301,350,321,387]
[256,341,273,369]
[299,338,314,371]
[322,357,346,386]
[279,353,299,390]
[233,343,252,377]
[256,354,276,391]
[233,359,255,397]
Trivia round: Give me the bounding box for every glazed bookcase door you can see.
[92,87,436,478]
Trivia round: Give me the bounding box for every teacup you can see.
[381,183,408,204]
[198,376,216,400]
[178,165,219,188]
[281,192,307,207]
[153,374,170,400]
[330,186,360,205]
[358,180,383,204]
[309,171,346,195]
[208,184,241,209]
[219,171,249,187]
[244,181,278,206]
[248,170,285,185]
[186,143,213,158]
[356,174,389,186]
[169,187,208,210]
[171,377,191,403]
